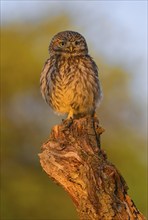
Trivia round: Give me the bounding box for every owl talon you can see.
[62,117,73,129]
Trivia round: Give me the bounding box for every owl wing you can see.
[40,58,52,104]
[89,56,103,104]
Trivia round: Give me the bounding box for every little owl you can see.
[40,31,102,119]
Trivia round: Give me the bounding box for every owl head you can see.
[49,31,88,56]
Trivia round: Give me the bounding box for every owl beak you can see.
[69,45,73,52]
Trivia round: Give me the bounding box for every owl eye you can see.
[75,40,80,45]
[59,41,66,46]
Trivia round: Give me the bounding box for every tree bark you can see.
[39,116,146,220]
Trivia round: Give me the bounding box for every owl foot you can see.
[62,117,73,129]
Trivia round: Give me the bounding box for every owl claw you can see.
[67,111,74,119]
[62,117,73,129]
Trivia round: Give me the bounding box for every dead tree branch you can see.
[39,116,146,220]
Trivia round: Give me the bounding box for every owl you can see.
[40,31,102,119]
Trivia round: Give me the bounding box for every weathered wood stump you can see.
[39,116,146,220]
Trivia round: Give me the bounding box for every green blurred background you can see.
[1,1,147,219]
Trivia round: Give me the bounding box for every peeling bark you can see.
[39,116,146,220]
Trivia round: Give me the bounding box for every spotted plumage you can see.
[40,31,102,118]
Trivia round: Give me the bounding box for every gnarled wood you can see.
[39,116,146,220]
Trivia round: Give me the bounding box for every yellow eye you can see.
[59,41,65,46]
[75,40,80,45]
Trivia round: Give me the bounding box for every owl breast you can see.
[41,55,102,117]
